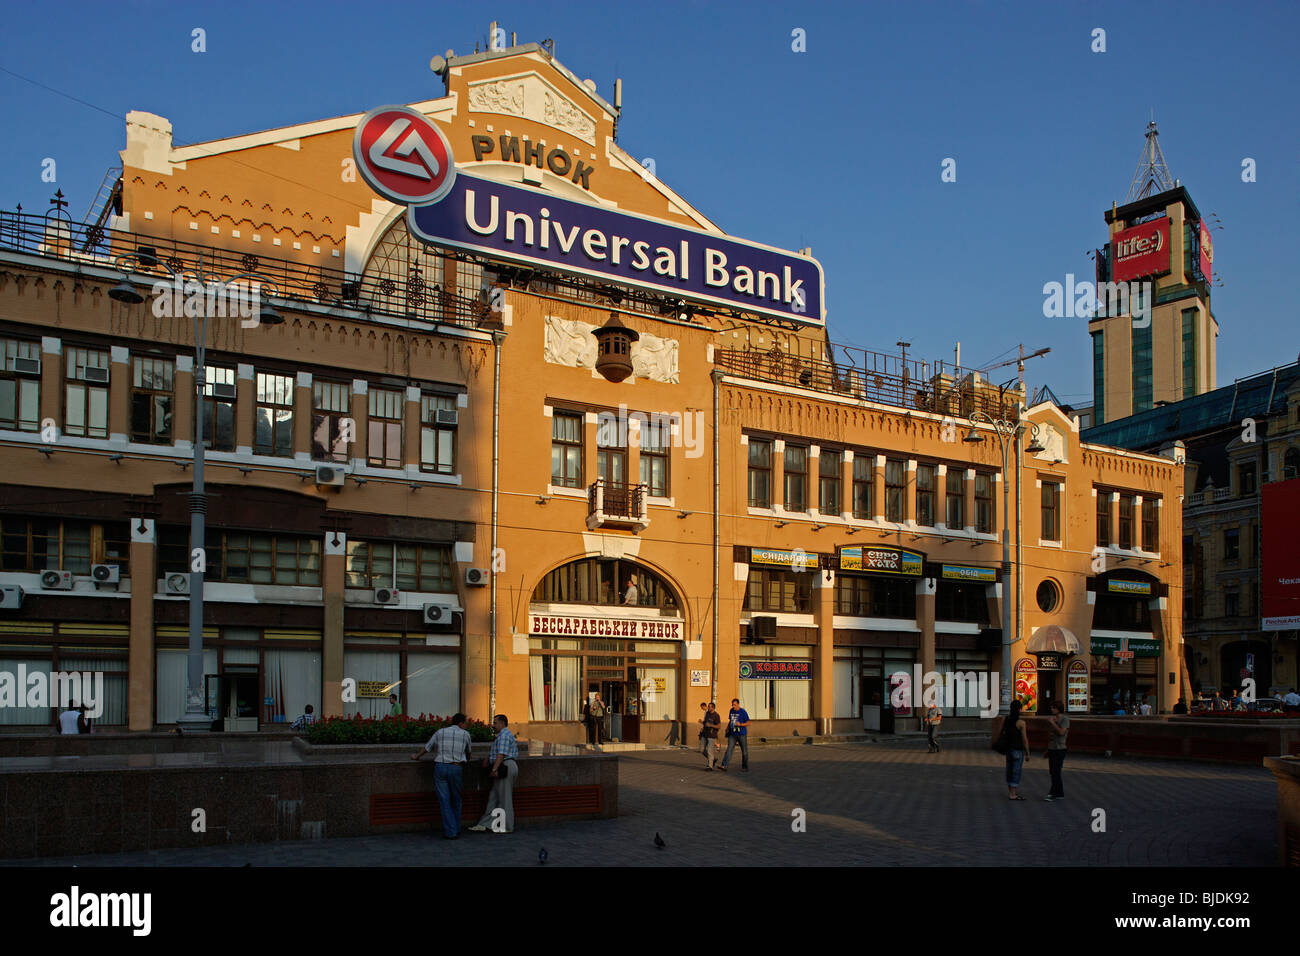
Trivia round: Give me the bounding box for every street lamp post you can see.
[964,410,1044,716]
[110,257,281,732]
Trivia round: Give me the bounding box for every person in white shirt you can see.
[1283,689,1300,713]
[622,575,639,606]
[57,705,81,734]
[411,713,473,839]
[1139,701,1153,716]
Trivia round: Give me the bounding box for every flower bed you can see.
[305,713,496,745]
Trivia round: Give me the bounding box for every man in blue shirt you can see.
[469,714,519,833]
[719,698,750,772]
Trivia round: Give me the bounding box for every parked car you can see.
[1250,697,1284,713]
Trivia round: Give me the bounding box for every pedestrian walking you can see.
[924,702,942,752]
[411,713,472,839]
[1044,700,1069,801]
[470,714,519,834]
[997,700,1030,800]
[701,701,721,770]
[696,701,710,758]
[388,693,402,717]
[719,697,750,771]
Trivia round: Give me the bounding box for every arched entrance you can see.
[1220,640,1271,698]
[526,556,687,745]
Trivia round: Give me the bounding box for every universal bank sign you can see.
[353,106,825,325]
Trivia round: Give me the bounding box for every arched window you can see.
[532,558,680,612]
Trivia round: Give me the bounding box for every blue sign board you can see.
[409,172,825,325]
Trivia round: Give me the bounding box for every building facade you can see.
[0,36,1184,736]
[1084,362,1300,697]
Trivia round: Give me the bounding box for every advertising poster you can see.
[1262,478,1300,628]
[1067,659,1089,713]
[1014,658,1038,713]
[1198,219,1214,285]
[1112,217,1172,282]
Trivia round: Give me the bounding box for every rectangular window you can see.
[1224,591,1239,618]
[884,459,905,522]
[783,444,808,512]
[420,394,457,474]
[201,365,236,452]
[130,356,174,445]
[367,386,403,468]
[64,347,110,439]
[0,516,130,574]
[219,532,319,586]
[747,438,772,508]
[834,575,915,619]
[916,464,936,526]
[1224,527,1240,561]
[852,455,873,519]
[975,472,993,534]
[1238,461,1256,496]
[1131,322,1153,414]
[1181,308,1198,399]
[945,469,965,529]
[345,540,453,591]
[312,380,351,463]
[638,417,670,497]
[1141,498,1158,553]
[1040,481,1060,542]
[745,567,812,613]
[551,412,583,488]
[1092,330,1105,425]
[1097,492,1112,547]
[0,338,41,432]
[255,372,294,457]
[819,450,842,515]
[1118,494,1135,550]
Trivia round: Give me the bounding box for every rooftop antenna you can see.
[1126,115,1176,202]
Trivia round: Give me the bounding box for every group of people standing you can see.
[412,713,520,839]
[996,699,1070,801]
[697,699,750,771]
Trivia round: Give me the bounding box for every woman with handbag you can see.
[995,700,1031,800]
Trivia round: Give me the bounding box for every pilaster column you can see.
[841,450,854,520]
[772,439,786,510]
[873,454,886,521]
[109,345,130,443]
[173,354,194,450]
[128,518,156,731]
[39,336,62,430]
[293,371,312,461]
[350,379,368,470]
[236,364,255,454]
[935,464,948,530]
[404,385,421,470]
[322,532,346,718]
[814,566,835,735]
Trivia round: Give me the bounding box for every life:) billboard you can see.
[1112,218,1171,283]
[1262,478,1300,629]
[354,106,825,325]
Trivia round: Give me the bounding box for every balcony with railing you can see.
[0,208,493,329]
[587,479,649,532]
[713,345,1022,420]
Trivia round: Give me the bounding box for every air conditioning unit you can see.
[91,564,120,585]
[12,357,41,377]
[0,586,23,609]
[83,366,110,384]
[40,569,73,590]
[749,615,777,642]
[211,382,236,400]
[163,572,190,595]
[423,602,456,625]
[373,587,400,605]
[435,408,459,427]
[315,465,347,487]
[465,567,488,587]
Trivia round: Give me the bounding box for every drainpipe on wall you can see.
[489,329,506,719]
[711,369,723,707]
[1015,409,1025,702]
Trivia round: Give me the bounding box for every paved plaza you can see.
[7,739,1276,867]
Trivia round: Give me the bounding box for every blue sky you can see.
[1,0,1296,406]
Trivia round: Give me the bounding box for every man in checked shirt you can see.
[412,713,473,839]
[469,714,519,833]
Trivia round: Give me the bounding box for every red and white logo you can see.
[353,106,456,205]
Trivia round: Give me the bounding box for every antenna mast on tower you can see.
[1126,115,1176,202]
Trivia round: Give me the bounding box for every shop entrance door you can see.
[860,674,883,731]
[1039,673,1060,714]
[599,680,627,741]
[220,673,259,732]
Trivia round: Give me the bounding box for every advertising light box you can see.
[1112,218,1171,283]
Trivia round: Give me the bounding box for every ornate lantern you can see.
[592,312,639,383]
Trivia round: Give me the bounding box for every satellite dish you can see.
[429,55,447,76]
